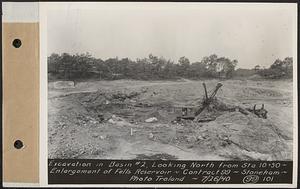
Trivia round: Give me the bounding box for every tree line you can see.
[48,53,292,81]
[48,53,237,81]
[255,57,293,79]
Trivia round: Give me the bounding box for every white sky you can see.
[46,2,297,69]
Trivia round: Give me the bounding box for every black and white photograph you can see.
[47,2,296,163]
[1,1,297,187]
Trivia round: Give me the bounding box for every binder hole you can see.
[12,39,22,48]
[14,140,23,149]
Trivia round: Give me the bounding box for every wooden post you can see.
[202,83,208,100]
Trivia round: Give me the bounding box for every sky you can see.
[46,3,297,69]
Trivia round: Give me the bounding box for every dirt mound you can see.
[53,81,75,89]
[75,89,179,123]
[180,111,292,160]
[248,74,263,80]
[135,153,177,160]
[237,87,283,99]
[75,89,291,160]
[48,80,293,160]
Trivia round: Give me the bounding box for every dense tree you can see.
[258,57,293,79]
[188,62,207,78]
[178,56,190,77]
[200,54,237,78]
[201,54,219,77]
[48,53,61,74]
[222,59,238,78]
[47,52,261,81]
[254,65,261,72]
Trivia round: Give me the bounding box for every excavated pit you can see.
[48,80,293,160]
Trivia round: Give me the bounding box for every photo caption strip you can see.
[48,159,292,184]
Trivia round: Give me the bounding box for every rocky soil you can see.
[48,79,294,160]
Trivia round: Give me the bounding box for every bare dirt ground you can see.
[48,79,294,160]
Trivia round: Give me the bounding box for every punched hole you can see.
[14,140,24,149]
[12,39,22,48]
